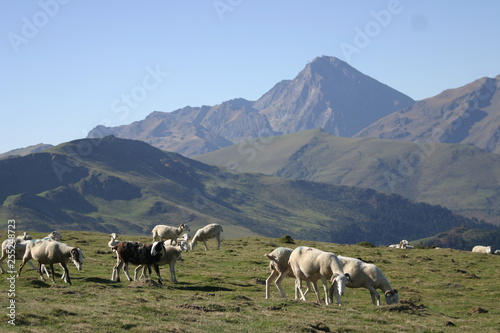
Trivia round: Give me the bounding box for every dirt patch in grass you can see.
[267,305,284,311]
[380,300,428,316]
[300,322,354,333]
[122,323,138,330]
[417,256,433,262]
[232,295,252,301]
[471,306,488,314]
[51,309,78,317]
[455,268,481,279]
[178,303,233,312]
[253,278,266,285]
[466,273,480,279]
[303,322,332,332]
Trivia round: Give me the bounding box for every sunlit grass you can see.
[1,231,498,332]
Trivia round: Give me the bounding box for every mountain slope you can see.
[194,129,500,225]
[254,56,415,137]
[355,75,500,153]
[88,107,235,157]
[0,136,484,245]
[87,56,414,156]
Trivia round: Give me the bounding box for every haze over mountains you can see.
[85,55,499,160]
[195,129,500,225]
[83,55,499,225]
[0,136,488,247]
[87,56,415,156]
[3,55,499,248]
[6,55,498,159]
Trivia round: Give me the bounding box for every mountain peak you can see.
[219,98,254,109]
[310,55,346,66]
[256,55,415,137]
[87,55,415,155]
[146,111,170,120]
[306,56,353,75]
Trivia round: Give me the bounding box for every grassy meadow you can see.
[1,231,498,332]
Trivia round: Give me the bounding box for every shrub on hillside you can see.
[279,235,295,244]
[356,241,375,248]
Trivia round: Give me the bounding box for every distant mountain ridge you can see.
[87,56,415,156]
[0,143,53,159]
[194,129,500,225]
[355,75,500,153]
[0,136,487,246]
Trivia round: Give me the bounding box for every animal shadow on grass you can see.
[170,282,233,292]
[84,276,124,288]
[30,280,51,288]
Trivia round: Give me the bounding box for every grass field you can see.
[1,231,498,332]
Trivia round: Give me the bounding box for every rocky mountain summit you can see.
[355,75,500,154]
[255,56,414,137]
[88,56,415,156]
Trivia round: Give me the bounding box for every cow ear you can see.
[393,289,398,294]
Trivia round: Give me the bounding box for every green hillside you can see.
[195,129,500,225]
[0,136,485,246]
[1,231,499,332]
[413,227,500,250]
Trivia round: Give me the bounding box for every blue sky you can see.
[1,1,499,154]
